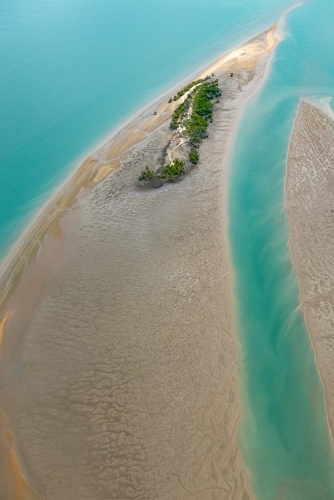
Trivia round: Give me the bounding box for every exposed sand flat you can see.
[92,160,121,184]
[0,30,277,500]
[198,26,278,74]
[103,131,148,161]
[286,101,334,437]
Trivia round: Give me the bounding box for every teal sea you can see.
[228,1,334,499]
[2,0,334,499]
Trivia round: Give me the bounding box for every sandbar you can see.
[0,27,278,499]
[286,100,334,439]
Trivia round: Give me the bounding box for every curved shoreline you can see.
[0,26,277,314]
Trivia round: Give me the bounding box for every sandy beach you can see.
[0,29,278,499]
[286,100,334,440]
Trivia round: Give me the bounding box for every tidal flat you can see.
[287,101,334,439]
[0,31,275,500]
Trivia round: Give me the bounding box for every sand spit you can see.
[286,101,334,439]
[0,30,278,500]
[0,25,277,312]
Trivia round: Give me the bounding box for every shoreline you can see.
[0,25,277,310]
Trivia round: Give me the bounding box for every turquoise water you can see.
[0,0,295,261]
[228,1,334,498]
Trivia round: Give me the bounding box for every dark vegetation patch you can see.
[161,159,184,181]
[139,78,221,188]
[168,79,203,103]
[185,80,221,145]
[139,166,154,180]
[170,102,187,130]
[189,150,199,164]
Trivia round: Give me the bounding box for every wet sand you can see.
[0,30,277,499]
[286,101,334,439]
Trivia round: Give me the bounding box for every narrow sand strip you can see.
[0,411,39,500]
[287,100,334,440]
[0,313,10,354]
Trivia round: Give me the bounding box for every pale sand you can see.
[0,313,10,353]
[198,26,278,75]
[103,131,148,161]
[0,29,278,500]
[92,160,121,184]
[286,101,334,439]
[0,411,39,500]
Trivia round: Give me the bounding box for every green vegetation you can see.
[184,80,221,146]
[172,79,203,101]
[139,78,222,186]
[170,80,221,139]
[139,160,184,182]
[168,98,172,103]
[189,150,199,164]
[139,166,154,180]
[169,78,221,166]
[161,159,184,181]
[170,102,186,130]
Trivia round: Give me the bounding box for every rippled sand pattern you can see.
[287,101,334,438]
[0,69,267,499]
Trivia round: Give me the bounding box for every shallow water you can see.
[0,0,295,262]
[228,1,334,498]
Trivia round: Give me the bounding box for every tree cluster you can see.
[161,159,184,181]
[171,79,203,102]
[139,79,222,185]
[139,166,154,180]
[185,80,221,146]
[170,102,186,130]
[189,150,199,164]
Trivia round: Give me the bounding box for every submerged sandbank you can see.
[0,29,278,499]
